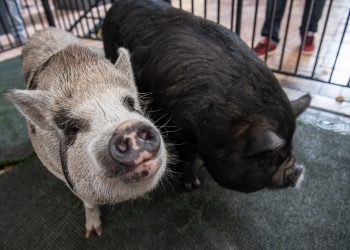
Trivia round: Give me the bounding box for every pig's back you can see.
[22,27,79,82]
[103,0,292,126]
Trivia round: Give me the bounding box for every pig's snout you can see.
[109,120,160,170]
[270,157,305,189]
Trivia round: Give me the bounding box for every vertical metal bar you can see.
[101,0,107,13]
[66,0,83,37]
[60,5,71,30]
[0,14,14,47]
[204,0,207,19]
[3,0,23,39]
[235,0,242,35]
[278,0,294,70]
[179,0,182,9]
[94,0,104,39]
[230,0,235,31]
[217,0,221,24]
[70,0,97,38]
[33,0,47,28]
[75,0,88,36]
[329,10,350,83]
[53,5,62,30]
[13,0,30,38]
[80,0,90,37]
[88,0,98,35]
[78,0,99,38]
[3,0,27,44]
[63,2,76,35]
[61,5,72,29]
[24,0,38,32]
[264,0,277,62]
[251,0,259,48]
[311,0,333,78]
[294,0,315,74]
[93,0,102,23]
[50,0,63,29]
[54,0,68,30]
[41,0,56,26]
[191,0,194,14]
[80,0,91,36]
[347,77,350,87]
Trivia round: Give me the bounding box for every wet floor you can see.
[299,108,350,135]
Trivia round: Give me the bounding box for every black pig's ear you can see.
[4,89,52,131]
[115,48,134,80]
[244,129,285,157]
[290,94,311,118]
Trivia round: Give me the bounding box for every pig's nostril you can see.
[138,128,153,141]
[109,133,132,165]
[109,122,161,169]
[116,138,129,153]
[136,126,160,153]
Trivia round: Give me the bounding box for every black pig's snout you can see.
[109,120,160,170]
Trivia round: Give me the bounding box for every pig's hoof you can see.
[183,177,202,191]
[84,203,102,238]
[85,222,102,238]
[184,181,193,191]
[193,177,201,187]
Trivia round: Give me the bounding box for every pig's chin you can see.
[121,157,162,184]
[75,155,165,205]
[100,154,163,183]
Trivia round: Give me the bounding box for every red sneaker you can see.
[302,35,315,55]
[253,37,278,57]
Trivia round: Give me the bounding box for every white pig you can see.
[5,28,167,238]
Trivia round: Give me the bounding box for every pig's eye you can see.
[66,123,79,136]
[274,153,285,164]
[123,96,135,111]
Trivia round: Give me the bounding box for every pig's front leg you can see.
[177,141,202,191]
[183,161,202,191]
[84,202,102,238]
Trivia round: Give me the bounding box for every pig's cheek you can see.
[86,134,111,175]
[269,168,284,187]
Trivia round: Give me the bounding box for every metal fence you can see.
[0,0,349,87]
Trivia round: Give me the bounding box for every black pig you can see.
[102,0,310,192]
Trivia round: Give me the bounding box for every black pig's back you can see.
[103,0,295,143]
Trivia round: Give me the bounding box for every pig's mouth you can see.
[269,156,305,188]
[121,156,162,183]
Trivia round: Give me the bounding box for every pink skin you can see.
[123,131,140,151]
[123,157,161,183]
[116,120,162,183]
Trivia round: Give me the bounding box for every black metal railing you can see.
[0,0,349,87]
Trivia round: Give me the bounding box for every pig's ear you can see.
[4,89,52,131]
[115,48,134,79]
[290,94,311,118]
[244,129,285,157]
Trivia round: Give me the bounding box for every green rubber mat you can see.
[0,122,349,249]
[0,56,349,249]
[0,57,33,165]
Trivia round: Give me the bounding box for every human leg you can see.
[261,0,288,43]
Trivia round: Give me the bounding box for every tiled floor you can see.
[173,0,350,86]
